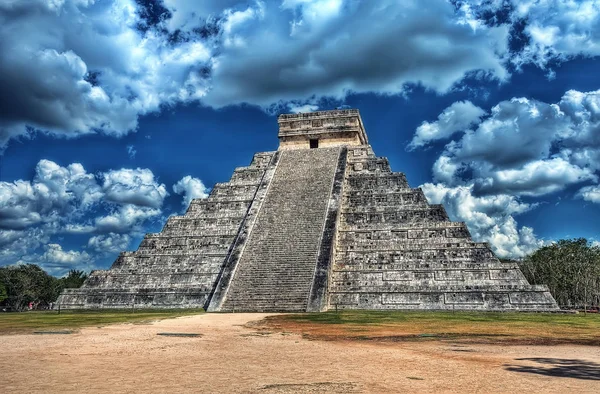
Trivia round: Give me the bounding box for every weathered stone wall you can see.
[327,146,558,310]
[57,152,278,309]
[278,109,368,149]
[279,133,361,150]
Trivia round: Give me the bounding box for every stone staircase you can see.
[218,148,342,312]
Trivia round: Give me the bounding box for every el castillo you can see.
[58,109,558,312]
[5,1,600,391]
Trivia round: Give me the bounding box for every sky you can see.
[1,0,600,276]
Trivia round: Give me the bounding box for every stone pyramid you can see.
[58,110,558,311]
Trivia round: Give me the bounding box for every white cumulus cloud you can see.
[412,88,600,257]
[42,243,91,265]
[0,159,180,272]
[0,0,516,148]
[473,158,596,197]
[0,0,212,147]
[509,0,600,67]
[173,176,210,207]
[421,183,543,258]
[4,0,600,149]
[578,185,600,204]
[102,168,168,209]
[419,90,600,199]
[409,101,486,150]
[88,233,132,254]
[201,0,510,108]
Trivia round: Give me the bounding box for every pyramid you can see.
[58,109,558,311]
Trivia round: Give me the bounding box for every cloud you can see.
[473,158,596,197]
[0,0,515,148]
[5,0,600,149]
[102,168,168,209]
[3,1,600,149]
[432,155,462,185]
[126,145,137,159]
[557,89,600,148]
[162,0,244,31]
[578,185,600,204]
[200,0,510,108]
[0,0,212,147]
[173,176,210,207]
[0,159,189,272]
[94,205,163,234]
[14,243,93,276]
[508,0,600,67]
[0,227,51,267]
[88,233,132,254]
[408,101,486,150]
[413,88,600,256]
[288,104,320,114]
[0,181,44,230]
[0,160,169,233]
[41,243,91,268]
[447,97,568,169]
[420,90,600,198]
[421,183,543,258]
[0,159,101,230]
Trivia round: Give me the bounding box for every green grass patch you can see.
[0,309,204,335]
[266,310,600,345]
[278,310,600,327]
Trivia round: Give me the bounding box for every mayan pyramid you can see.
[58,109,558,311]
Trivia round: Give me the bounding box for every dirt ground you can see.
[1,313,599,393]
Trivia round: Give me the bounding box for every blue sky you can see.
[1,0,600,275]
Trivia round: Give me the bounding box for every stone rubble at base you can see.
[58,109,559,311]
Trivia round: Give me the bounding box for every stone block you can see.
[444,292,485,305]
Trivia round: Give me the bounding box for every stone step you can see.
[219,148,342,311]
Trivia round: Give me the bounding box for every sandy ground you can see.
[1,313,599,393]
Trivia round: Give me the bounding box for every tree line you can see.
[517,238,600,310]
[0,264,87,311]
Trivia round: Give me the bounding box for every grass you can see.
[263,310,600,345]
[0,309,204,335]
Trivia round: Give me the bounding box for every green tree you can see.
[0,264,62,310]
[0,282,7,303]
[60,269,88,289]
[520,239,600,309]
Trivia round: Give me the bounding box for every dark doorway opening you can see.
[310,139,319,149]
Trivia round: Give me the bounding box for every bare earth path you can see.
[1,313,599,393]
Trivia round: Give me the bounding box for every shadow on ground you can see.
[505,358,600,381]
[259,382,360,393]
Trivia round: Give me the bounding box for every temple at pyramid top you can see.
[278,109,368,149]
